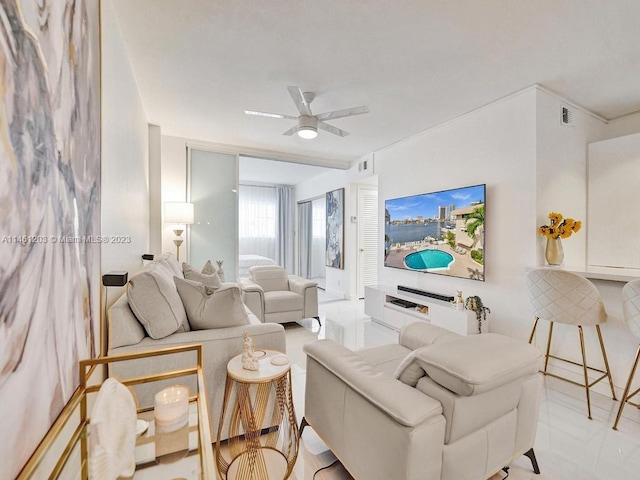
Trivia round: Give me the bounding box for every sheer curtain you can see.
[238,185,277,261]
[238,184,295,272]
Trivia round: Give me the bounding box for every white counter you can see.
[532,265,640,282]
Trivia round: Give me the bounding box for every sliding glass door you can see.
[298,197,326,288]
[189,149,238,281]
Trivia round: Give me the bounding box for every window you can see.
[238,185,277,239]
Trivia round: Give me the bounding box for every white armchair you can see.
[238,265,320,326]
[301,323,543,480]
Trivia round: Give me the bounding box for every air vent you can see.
[561,106,575,127]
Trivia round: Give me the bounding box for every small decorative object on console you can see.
[216,260,225,282]
[464,295,491,334]
[242,332,259,371]
[452,290,465,310]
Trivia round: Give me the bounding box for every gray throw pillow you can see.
[182,262,222,288]
[201,260,215,275]
[174,277,249,330]
[202,259,225,282]
[127,264,188,339]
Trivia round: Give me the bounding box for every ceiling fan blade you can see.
[315,105,369,121]
[283,125,299,136]
[244,110,296,120]
[318,121,349,137]
[287,86,312,116]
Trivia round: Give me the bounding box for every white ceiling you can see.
[112,0,640,164]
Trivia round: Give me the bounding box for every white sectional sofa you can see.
[301,322,543,480]
[107,253,286,439]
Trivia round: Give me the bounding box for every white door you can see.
[357,187,378,298]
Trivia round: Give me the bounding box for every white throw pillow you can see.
[174,277,249,329]
[182,261,222,288]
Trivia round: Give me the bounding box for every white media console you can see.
[364,285,483,335]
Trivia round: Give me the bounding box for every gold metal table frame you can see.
[216,350,299,479]
[17,344,215,479]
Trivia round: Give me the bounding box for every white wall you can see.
[376,88,538,339]
[606,110,640,139]
[296,169,352,299]
[160,135,189,254]
[101,0,149,295]
[534,89,609,266]
[149,124,162,254]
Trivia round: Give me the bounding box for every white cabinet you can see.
[364,285,481,335]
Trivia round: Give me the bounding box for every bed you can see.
[238,254,277,278]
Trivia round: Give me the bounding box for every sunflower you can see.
[538,212,581,239]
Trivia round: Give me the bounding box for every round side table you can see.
[215,350,299,479]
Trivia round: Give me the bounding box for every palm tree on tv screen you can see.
[466,205,485,248]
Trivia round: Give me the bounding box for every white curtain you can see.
[238,185,277,261]
[238,185,295,273]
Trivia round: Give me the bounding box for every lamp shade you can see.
[164,202,194,224]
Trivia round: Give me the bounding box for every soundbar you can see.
[397,285,454,303]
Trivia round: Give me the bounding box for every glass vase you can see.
[545,237,564,265]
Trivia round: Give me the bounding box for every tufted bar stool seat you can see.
[526,268,616,419]
[612,278,640,430]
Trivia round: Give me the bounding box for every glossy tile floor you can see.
[286,299,640,480]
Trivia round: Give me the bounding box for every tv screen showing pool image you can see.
[384,184,485,281]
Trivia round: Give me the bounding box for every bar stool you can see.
[612,278,640,430]
[526,268,616,419]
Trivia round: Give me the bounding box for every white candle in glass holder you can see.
[154,385,189,431]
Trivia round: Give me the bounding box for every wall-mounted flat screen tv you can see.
[384,184,485,281]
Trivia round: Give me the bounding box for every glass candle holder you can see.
[154,385,189,432]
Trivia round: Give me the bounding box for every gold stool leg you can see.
[578,326,592,420]
[543,322,554,374]
[613,345,640,430]
[528,317,539,344]
[595,325,617,400]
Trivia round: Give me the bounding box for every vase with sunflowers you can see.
[538,212,582,265]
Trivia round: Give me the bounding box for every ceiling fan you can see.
[244,86,369,139]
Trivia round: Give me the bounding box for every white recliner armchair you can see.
[238,265,320,326]
[301,323,543,480]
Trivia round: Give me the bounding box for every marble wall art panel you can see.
[0,0,101,477]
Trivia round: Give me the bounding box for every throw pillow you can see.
[182,261,222,289]
[202,259,225,282]
[127,264,188,339]
[174,277,249,330]
[201,260,216,275]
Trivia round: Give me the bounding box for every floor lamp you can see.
[164,202,194,261]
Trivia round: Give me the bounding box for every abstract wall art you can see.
[326,188,344,269]
[0,1,101,477]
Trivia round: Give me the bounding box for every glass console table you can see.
[17,344,215,479]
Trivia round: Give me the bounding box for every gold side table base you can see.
[216,351,298,480]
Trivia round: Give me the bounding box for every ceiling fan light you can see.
[298,126,318,139]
